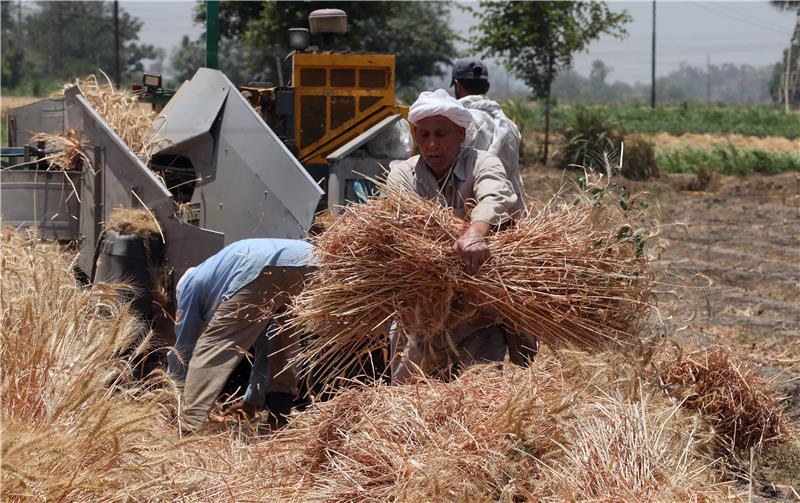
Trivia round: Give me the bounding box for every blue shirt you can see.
[167,239,313,406]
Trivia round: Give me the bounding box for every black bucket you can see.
[93,230,164,322]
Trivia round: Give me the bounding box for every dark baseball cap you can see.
[450,57,489,86]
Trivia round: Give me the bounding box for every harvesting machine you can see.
[1,8,411,323]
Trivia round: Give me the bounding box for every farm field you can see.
[522,169,800,373]
[3,87,799,500]
[0,95,41,117]
[521,164,800,497]
[509,102,800,139]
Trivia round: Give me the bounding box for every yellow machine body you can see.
[292,52,408,165]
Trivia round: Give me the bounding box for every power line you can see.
[709,1,794,31]
[691,2,787,32]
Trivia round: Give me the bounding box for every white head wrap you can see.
[408,89,473,130]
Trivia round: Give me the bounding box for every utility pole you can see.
[650,0,656,109]
[706,54,711,104]
[113,0,120,88]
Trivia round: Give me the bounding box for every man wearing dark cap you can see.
[451,57,525,204]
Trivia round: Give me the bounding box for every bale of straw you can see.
[658,346,788,451]
[289,181,656,381]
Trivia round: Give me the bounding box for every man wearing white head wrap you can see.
[406,89,474,129]
[387,88,525,383]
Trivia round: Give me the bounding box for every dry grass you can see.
[32,74,169,171]
[0,96,41,117]
[1,227,790,502]
[105,207,162,240]
[266,351,729,502]
[657,346,789,452]
[290,179,658,383]
[650,132,800,153]
[29,129,89,171]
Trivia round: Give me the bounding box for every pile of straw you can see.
[105,207,163,241]
[33,73,167,171]
[290,181,656,381]
[267,353,728,502]
[72,73,168,164]
[658,346,788,451]
[2,229,791,502]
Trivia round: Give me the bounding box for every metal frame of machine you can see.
[1,8,413,305]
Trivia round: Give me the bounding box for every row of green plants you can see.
[656,146,800,175]
[503,100,800,139]
[520,104,800,181]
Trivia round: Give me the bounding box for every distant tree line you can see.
[0,1,156,94]
[552,60,780,105]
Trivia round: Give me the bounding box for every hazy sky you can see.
[119,0,796,85]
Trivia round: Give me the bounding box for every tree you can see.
[169,34,248,85]
[471,1,630,162]
[1,2,25,89]
[590,60,609,86]
[1,1,156,93]
[589,59,611,101]
[191,1,457,88]
[170,35,205,83]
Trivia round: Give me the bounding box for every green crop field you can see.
[504,101,800,139]
[657,145,800,175]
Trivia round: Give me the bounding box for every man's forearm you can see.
[455,220,493,274]
[462,220,492,241]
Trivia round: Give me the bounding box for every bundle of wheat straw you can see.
[658,346,788,451]
[30,128,89,171]
[289,179,656,381]
[72,73,169,164]
[0,228,177,500]
[0,227,294,501]
[264,351,729,502]
[538,392,722,501]
[34,73,169,172]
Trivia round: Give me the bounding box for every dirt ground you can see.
[522,168,800,412]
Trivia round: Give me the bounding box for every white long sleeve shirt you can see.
[459,95,525,204]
